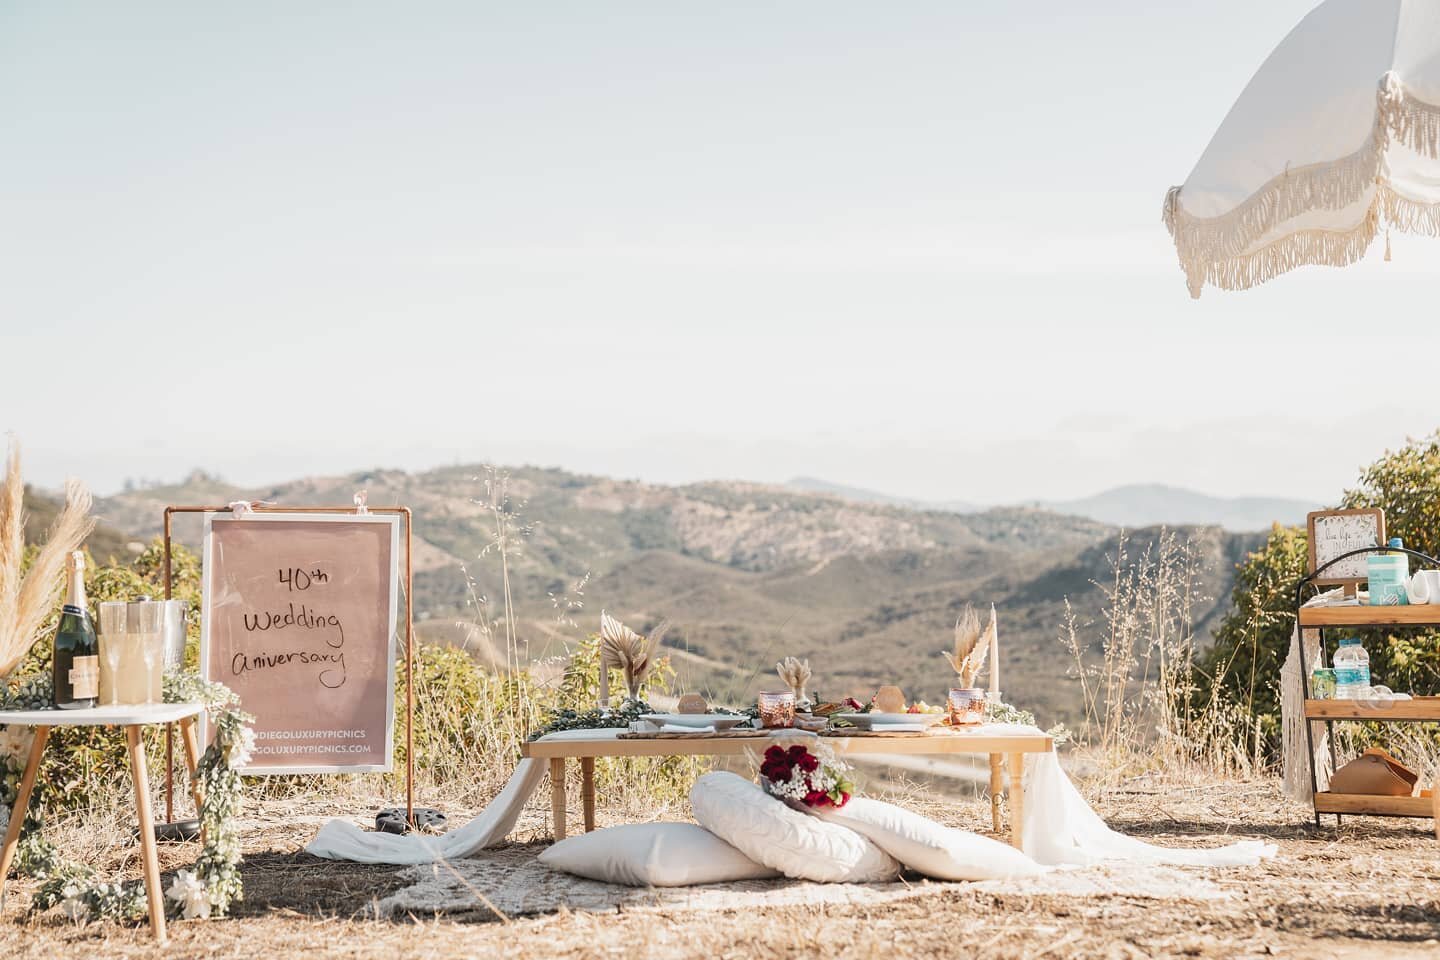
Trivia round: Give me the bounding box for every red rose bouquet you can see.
[758,741,854,809]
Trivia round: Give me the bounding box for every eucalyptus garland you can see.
[0,672,253,924]
[528,698,751,740]
[528,698,656,740]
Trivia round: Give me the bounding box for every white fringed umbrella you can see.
[1164,0,1440,298]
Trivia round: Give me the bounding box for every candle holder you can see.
[757,691,797,729]
[947,687,986,726]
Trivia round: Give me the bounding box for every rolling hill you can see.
[94,465,1264,723]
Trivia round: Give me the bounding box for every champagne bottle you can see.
[52,551,99,709]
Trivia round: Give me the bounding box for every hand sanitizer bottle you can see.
[1368,538,1410,606]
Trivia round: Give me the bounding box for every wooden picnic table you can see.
[520,727,1054,849]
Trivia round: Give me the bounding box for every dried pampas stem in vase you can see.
[776,656,812,707]
[942,603,990,690]
[0,440,95,678]
[599,610,668,703]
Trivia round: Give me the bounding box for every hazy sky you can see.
[1,1,1435,504]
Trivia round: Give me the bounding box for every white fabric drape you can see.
[307,725,1275,871]
[305,729,618,865]
[1280,626,1331,803]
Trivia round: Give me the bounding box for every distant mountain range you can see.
[787,477,979,514]
[84,464,1269,724]
[1038,484,1318,532]
[787,478,1316,532]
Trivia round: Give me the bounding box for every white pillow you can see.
[538,822,779,887]
[689,772,900,884]
[815,797,1047,881]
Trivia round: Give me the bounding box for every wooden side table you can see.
[0,702,205,945]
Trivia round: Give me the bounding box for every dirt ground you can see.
[2,774,1438,960]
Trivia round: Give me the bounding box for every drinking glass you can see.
[948,688,985,726]
[757,691,796,729]
[130,601,165,706]
[97,602,127,706]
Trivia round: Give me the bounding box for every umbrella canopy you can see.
[1164,0,1440,297]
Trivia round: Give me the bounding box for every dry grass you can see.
[0,441,95,677]
[1061,530,1262,785]
[3,770,1440,959]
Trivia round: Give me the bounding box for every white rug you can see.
[373,844,1232,920]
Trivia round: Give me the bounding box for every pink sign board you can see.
[201,512,401,774]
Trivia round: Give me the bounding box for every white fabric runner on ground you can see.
[306,725,1276,869]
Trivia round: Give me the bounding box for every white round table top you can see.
[0,702,204,727]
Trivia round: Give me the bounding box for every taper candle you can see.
[988,603,1000,694]
[598,651,610,710]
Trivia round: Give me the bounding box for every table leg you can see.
[581,757,596,833]
[0,726,50,899]
[549,758,567,840]
[1432,779,1439,843]
[125,726,167,945]
[165,723,174,825]
[988,753,1004,833]
[1007,752,1026,851]
[178,717,205,813]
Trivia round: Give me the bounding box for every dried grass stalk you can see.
[0,441,95,678]
[942,603,989,689]
[600,610,667,699]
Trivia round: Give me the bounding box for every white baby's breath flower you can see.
[165,869,211,920]
[60,883,88,921]
[227,727,256,769]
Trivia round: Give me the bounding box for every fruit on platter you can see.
[906,701,945,714]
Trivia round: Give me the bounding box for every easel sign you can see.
[1307,507,1386,593]
[200,511,401,774]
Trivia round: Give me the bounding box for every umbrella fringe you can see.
[1166,73,1440,297]
[1383,185,1440,236]
[1384,74,1440,159]
[1196,206,1379,296]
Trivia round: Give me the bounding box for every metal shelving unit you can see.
[1295,545,1440,829]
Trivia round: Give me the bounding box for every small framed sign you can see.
[1307,508,1386,588]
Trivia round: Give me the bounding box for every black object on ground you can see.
[375,806,447,835]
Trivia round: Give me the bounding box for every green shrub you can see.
[398,634,708,808]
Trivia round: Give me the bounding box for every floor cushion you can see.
[689,771,900,883]
[538,821,779,887]
[815,796,1047,881]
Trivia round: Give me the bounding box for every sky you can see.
[1,0,1435,505]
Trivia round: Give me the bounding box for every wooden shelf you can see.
[1305,698,1440,721]
[1314,791,1437,818]
[1298,604,1440,627]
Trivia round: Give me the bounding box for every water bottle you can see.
[1332,636,1371,699]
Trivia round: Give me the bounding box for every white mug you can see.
[1407,570,1440,604]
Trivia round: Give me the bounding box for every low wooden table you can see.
[0,703,206,945]
[521,727,1054,849]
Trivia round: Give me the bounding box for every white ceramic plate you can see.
[831,712,946,729]
[640,713,749,730]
